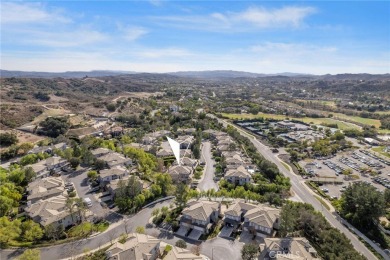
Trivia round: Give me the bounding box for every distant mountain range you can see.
[0,70,135,78]
[1,69,389,80]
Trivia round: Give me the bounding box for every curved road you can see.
[1,200,172,260]
[198,141,219,191]
[207,114,385,260]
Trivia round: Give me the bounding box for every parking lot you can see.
[61,166,109,219]
[301,149,390,199]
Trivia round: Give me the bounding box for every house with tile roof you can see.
[27,177,65,204]
[91,147,112,157]
[98,152,132,168]
[168,165,193,183]
[224,165,252,185]
[106,233,161,260]
[179,200,221,237]
[25,195,80,228]
[223,201,258,227]
[243,205,281,237]
[99,166,129,183]
[29,156,68,179]
[260,237,319,259]
[163,244,203,260]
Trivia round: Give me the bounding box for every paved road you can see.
[198,141,219,191]
[1,200,173,260]
[207,114,384,260]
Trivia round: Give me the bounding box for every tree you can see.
[21,220,43,242]
[175,239,187,249]
[24,167,36,183]
[135,226,145,234]
[38,117,70,138]
[134,194,145,209]
[17,249,40,260]
[106,103,116,112]
[45,224,64,241]
[241,243,259,260]
[87,170,98,181]
[0,217,21,247]
[340,182,385,227]
[69,157,80,169]
[95,159,106,170]
[0,196,14,217]
[384,189,390,206]
[20,154,38,166]
[174,183,188,209]
[279,203,296,237]
[0,132,18,146]
[193,145,200,159]
[190,244,202,256]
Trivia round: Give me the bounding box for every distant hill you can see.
[167,70,312,78]
[1,69,389,81]
[0,70,136,78]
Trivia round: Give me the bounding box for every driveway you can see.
[198,141,219,191]
[202,237,243,260]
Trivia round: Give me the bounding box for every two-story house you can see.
[224,166,252,185]
[98,152,132,168]
[223,201,258,228]
[178,200,221,240]
[168,165,193,183]
[27,177,65,204]
[99,166,129,183]
[29,156,68,179]
[243,205,280,237]
[260,237,319,260]
[25,195,80,228]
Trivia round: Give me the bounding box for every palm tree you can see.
[66,198,76,223]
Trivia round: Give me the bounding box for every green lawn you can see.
[296,99,337,108]
[221,112,360,130]
[68,221,109,238]
[314,195,331,211]
[280,161,291,171]
[332,113,382,128]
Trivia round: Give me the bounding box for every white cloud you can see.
[118,26,148,41]
[153,5,316,31]
[250,42,337,54]
[0,2,70,24]
[233,6,316,28]
[28,29,108,48]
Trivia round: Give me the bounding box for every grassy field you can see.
[332,113,381,128]
[297,99,337,108]
[372,146,390,158]
[31,108,71,124]
[221,112,360,130]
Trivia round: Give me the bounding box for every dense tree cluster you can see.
[0,132,18,146]
[280,202,365,260]
[340,182,385,228]
[38,117,70,138]
[0,166,35,217]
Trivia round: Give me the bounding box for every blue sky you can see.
[1,1,389,74]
